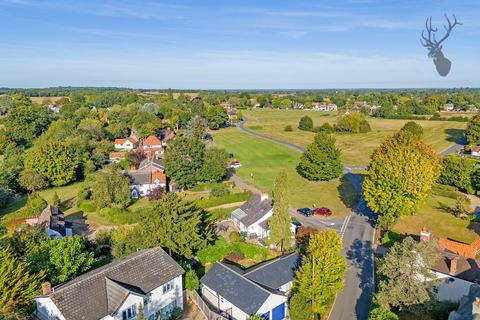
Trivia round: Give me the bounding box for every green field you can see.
[214,128,358,216]
[243,109,467,166]
[392,191,479,244]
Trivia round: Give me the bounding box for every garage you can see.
[272,303,285,320]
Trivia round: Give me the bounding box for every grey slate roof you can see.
[139,158,165,170]
[244,253,300,290]
[47,248,184,320]
[235,195,273,227]
[201,263,271,315]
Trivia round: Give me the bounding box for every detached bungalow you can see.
[35,248,184,320]
[200,253,299,320]
[126,158,167,198]
[114,136,139,150]
[231,194,273,239]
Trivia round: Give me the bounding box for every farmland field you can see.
[243,109,467,166]
[214,128,358,216]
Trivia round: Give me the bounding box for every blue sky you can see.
[0,0,478,89]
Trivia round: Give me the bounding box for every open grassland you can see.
[392,191,480,244]
[244,109,467,166]
[214,128,358,216]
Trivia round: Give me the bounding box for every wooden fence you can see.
[186,290,229,320]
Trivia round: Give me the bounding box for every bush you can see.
[210,184,230,197]
[229,231,242,243]
[77,183,91,201]
[167,307,182,320]
[289,292,312,320]
[369,307,399,320]
[336,111,371,133]
[184,268,200,291]
[380,231,405,247]
[225,251,245,263]
[313,122,334,133]
[298,115,313,131]
[0,188,12,209]
[401,121,423,136]
[284,125,293,132]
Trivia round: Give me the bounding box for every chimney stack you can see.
[42,282,52,295]
[420,227,432,242]
[450,257,458,275]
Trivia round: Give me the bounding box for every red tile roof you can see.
[439,238,480,259]
[143,135,162,147]
[471,146,480,152]
[114,137,137,145]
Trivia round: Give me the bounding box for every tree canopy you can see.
[298,115,313,131]
[269,171,293,250]
[297,132,343,181]
[91,168,131,209]
[363,131,441,228]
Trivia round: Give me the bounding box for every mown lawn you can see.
[392,191,479,244]
[243,109,467,166]
[213,128,358,216]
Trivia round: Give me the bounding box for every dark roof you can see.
[127,170,152,185]
[46,248,184,320]
[432,251,480,283]
[201,263,271,315]
[38,205,66,236]
[237,195,273,227]
[244,253,300,290]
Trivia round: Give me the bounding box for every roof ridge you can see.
[218,262,274,296]
[243,253,297,276]
[53,248,157,293]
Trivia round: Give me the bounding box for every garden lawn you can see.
[244,109,467,166]
[392,192,479,244]
[196,237,276,265]
[213,128,358,216]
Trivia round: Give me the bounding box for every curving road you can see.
[235,118,375,320]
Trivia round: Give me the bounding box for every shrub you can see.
[298,115,313,131]
[313,122,334,133]
[184,268,200,291]
[336,111,371,133]
[229,231,242,243]
[211,184,230,197]
[284,125,293,132]
[368,307,399,320]
[77,183,91,201]
[401,121,423,136]
[225,251,245,263]
[0,188,13,209]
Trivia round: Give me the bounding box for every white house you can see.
[114,136,138,150]
[126,159,167,199]
[471,146,480,158]
[35,248,184,320]
[143,135,164,158]
[200,254,300,320]
[231,194,273,239]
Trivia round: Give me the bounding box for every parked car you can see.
[313,207,332,216]
[229,160,242,169]
[297,208,313,217]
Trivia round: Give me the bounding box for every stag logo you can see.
[421,14,462,77]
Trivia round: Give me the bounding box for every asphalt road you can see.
[236,118,375,320]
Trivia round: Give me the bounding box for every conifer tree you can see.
[269,170,293,251]
[297,132,342,181]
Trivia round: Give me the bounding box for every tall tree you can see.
[0,246,44,314]
[297,132,342,181]
[438,155,476,193]
[24,141,78,187]
[363,131,441,228]
[138,193,212,258]
[200,148,229,182]
[26,236,95,285]
[466,113,480,146]
[164,136,206,189]
[294,230,347,318]
[269,170,293,251]
[205,105,228,130]
[376,237,438,311]
[400,121,423,136]
[336,111,371,133]
[91,168,131,209]
[4,104,53,145]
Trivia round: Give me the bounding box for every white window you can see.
[162,280,174,294]
[122,305,137,320]
[144,293,152,306]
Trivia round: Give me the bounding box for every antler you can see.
[434,14,462,46]
[420,16,438,50]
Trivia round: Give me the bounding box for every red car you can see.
[313,207,332,216]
